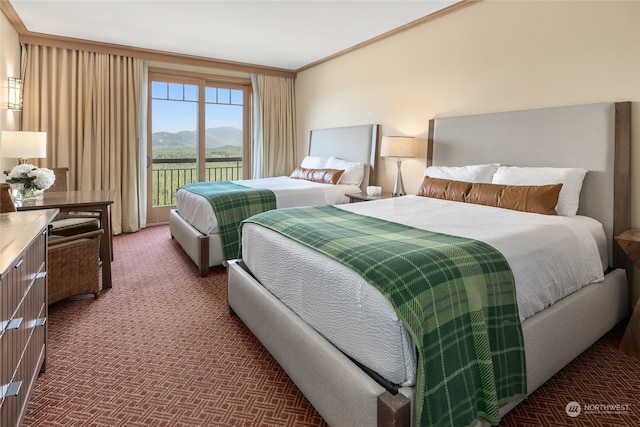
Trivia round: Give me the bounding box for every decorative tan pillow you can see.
[417,176,472,202]
[465,182,563,215]
[290,167,345,185]
[325,157,365,186]
[417,176,563,215]
[300,155,329,169]
[492,166,587,216]
[423,163,500,183]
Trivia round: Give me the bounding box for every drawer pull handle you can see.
[14,259,23,269]
[1,381,22,398]
[36,272,46,279]
[33,317,47,327]
[6,317,22,330]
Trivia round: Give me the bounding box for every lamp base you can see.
[392,160,405,197]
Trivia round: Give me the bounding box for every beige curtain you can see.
[251,74,296,177]
[21,44,143,234]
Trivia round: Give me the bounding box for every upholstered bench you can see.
[49,216,100,236]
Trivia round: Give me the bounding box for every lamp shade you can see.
[380,136,416,158]
[0,131,47,160]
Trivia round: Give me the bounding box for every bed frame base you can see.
[227,260,628,427]
[378,392,411,427]
[170,209,224,276]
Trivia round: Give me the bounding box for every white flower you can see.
[7,164,56,191]
[7,163,37,180]
[29,168,55,190]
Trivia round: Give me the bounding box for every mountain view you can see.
[153,126,242,148]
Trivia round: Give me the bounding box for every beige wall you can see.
[2,2,639,206]
[0,10,21,179]
[296,0,640,223]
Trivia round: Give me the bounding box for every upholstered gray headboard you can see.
[427,102,631,268]
[308,124,379,192]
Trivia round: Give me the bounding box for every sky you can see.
[151,82,244,133]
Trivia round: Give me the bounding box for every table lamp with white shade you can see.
[380,136,416,196]
[0,131,47,164]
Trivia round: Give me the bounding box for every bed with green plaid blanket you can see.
[181,181,276,260]
[242,205,526,427]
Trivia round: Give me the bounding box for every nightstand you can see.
[346,192,394,203]
[615,229,640,358]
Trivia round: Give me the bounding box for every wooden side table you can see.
[346,191,394,203]
[615,229,640,357]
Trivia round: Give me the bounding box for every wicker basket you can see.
[48,229,103,305]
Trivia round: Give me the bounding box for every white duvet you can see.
[175,176,361,235]
[241,196,607,387]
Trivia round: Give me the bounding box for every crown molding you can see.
[2,0,478,78]
[1,0,296,79]
[296,0,479,73]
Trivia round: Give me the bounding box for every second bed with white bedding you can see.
[240,195,608,388]
[176,176,361,235]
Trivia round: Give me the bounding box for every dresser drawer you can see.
[1,232,45,321]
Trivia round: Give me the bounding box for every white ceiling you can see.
[8,0,460,71]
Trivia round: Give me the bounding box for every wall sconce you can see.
[8,77,23,111]
[0,131,47,164]
[380,136,416,197]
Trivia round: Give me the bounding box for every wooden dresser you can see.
[1,209,58,427]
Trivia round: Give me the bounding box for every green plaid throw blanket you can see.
[243,205,526,427]
[181,181,276,260]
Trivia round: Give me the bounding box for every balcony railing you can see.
[152,157,243,206]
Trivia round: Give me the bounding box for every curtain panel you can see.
[251,74,297,178]
[21,43,144,234]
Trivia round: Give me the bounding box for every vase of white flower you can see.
[6,164,55,202]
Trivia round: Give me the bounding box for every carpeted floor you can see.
[22,225,640,426]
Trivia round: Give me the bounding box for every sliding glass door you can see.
[147,71,250,224]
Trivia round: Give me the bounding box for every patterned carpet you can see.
[22,225,640,426]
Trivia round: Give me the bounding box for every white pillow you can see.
[492,166,588,216]
[325,157,365,186]
[423,164,500,183]
[300,155,328,169]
